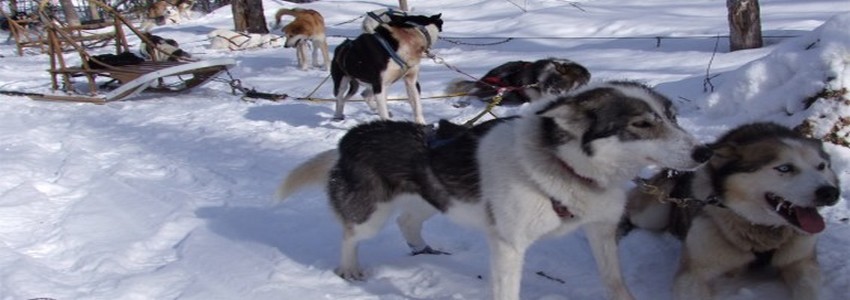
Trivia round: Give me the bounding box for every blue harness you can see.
[373,34,410,71]
[373,21,433,71]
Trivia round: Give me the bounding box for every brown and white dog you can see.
[273,8,330,71]
[140,0,193,31]
[141,0,179,31]
[625,122,841,300]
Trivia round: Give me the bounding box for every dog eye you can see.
[631,120,653,128]
[774,164,795,173]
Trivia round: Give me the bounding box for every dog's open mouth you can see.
[765,192,825,234]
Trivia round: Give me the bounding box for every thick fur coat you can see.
[274,8,330,70]
[279,81,712,300]
[626,122,840,300]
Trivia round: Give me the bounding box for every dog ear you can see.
[536,98,589,136]
[708,142,739,169]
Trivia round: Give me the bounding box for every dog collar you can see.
[556,157,599,189]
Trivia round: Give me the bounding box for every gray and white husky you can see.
[625,122,840,300]
[278,81,712,300]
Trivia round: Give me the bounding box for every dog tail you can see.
[276,149,338,201]
[445,78,478,96]
[274,8,302,28]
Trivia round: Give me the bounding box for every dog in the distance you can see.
[331,13,443,124]
[273,8,330,71]
[140,0,181,31]
[278,81,713,299]
[208,29,284,50]
[361,8,408,33]
[624,122,840,300]
[169,0,195,21]
[139,32,192,62]
[447,58,591,105]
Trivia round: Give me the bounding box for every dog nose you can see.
[815,186,840,206]
[691,145,713,163]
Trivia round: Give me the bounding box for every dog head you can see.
[282,23,309,48]
[387,13,443,32]
[706,122,840,234]
[148,1,180,25]
[529,81,711,182]
[531,58,591,99]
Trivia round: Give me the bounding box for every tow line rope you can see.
[218,51,537,126]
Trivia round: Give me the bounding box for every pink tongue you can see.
[794,207,826,234]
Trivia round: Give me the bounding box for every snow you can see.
[1,0,848,299]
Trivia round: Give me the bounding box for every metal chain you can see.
[632,177,724,208]
[438,37,514,46]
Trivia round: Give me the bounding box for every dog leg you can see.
[295,42,308,70]
[373,84,391,120]
[333,77,352,120]
[311,39,320,69]
[584,222,635,300]
[320,38,330,71]
[396,198,445,255]
[336,202,396,280]
[311,38,329,70]
[673,219,751,300]
[778,252,820,300]
[489,235,528,300]
[403,69,425,124]
[361,88,377,112]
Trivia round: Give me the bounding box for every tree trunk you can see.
[399,0,409,11]
[88,0,101,21]
[59,0,81,26]
[727,0,762,51]
[232,0,268,34]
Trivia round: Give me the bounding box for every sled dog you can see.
[361,8,408,33]
[273,8,330,71]
[331,13,443,124]
[625,122,840,300]
[140,32,192,62]
[446,58,591,105]
[141,0,180,31]
[169,0,194,21]
[208,29,284,50]
[278,81,712,300]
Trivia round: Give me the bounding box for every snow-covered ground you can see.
[0,0,848,299]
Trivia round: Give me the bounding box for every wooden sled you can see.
[32,58,236,103]
[31,0,235,103]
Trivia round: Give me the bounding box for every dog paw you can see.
[335,267,366,281]
[332,115,345,121]
[411,246,450,256]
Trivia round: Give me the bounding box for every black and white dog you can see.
[139,32,192,62]
[360,8,408,33]
[331,13,442,124]
[447,58,591,105]
[279,81,712,300]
